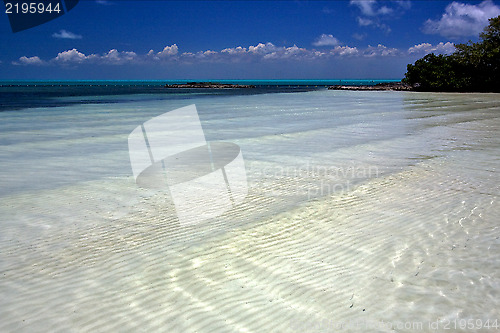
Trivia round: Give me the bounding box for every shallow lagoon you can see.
[1,89,499,332]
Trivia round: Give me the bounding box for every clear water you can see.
[0,87,499,332]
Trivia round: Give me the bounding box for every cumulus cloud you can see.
[221,46,247,54]
[218,43,310,61]
[264,44,308,59]
[408,42,456,55]
[150,44,219,62]
[159,44,179,57]
[422,0,500,38]
[215,43,307,60]
[331,46,359,56]
[52,30,82,39]
[13,56,45,65]
[51,48,139,65]
[147,44,179,60]
[248,42,280,55]
[313,34,341,47]
[218,42,387,59]
[102,49,138,64]
[363,44,401,57]
[16,40,419,67]
[54,49,93,63]
[180,50,218,61]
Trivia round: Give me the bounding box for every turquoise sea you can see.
[0,80,398,111]
[0,81,499,332]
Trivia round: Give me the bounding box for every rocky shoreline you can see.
[165,82,256,89]
[328,82,413,91]
[164,81,414,91]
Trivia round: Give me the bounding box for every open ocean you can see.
[1,81,499,332]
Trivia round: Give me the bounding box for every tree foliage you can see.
[404,15,500,92]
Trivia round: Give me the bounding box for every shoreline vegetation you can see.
[330,16,499,93]
[403,15,499,93]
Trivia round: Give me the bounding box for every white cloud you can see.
[350,0,397,16]
[363,44,400,57]
[52,48,139,64]
[409,42,432,53]
[248,42,280,54]
[423,0,500,38]
[353,0,375,16]
[147,44,179,60]
[173,42,354,61]
[52,30,82,39]
[207,42,356,60]
[221,46,247,54]
[265,44,308,59]
[331,46,359,56]
[313,34,341,47]
[351,0,379,16]
[17,40,432,67]
[351,0,411,15]
[158,44,179,57]
[311,50,327,58]
[54,49,92,63]
[408,42,456,55]
[102,49,138,64]
[182,50,218,60]
[220,43,308,61]
[13,56,44,65]
[351,0,409,31]
[356,17,391,33]
[377,5,393,15]
[243,43,312,60]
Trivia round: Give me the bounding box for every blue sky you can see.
[1,0,499,80]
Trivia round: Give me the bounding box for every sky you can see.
[1,0,499,80]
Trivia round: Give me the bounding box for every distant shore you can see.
[165,82,256,89]
[164,81,415,91]
[328,82,413,91]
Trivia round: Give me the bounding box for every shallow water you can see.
[1,90,499,332]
